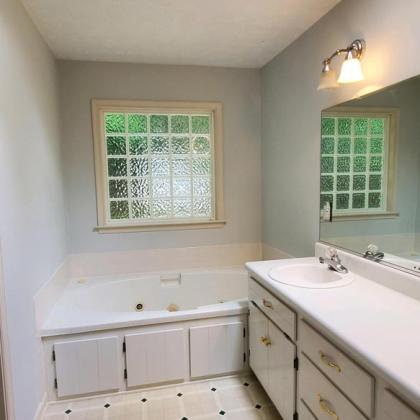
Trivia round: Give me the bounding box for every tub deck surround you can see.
[40,267,248,336]
[245,254,420,408]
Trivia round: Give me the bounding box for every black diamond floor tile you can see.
[64,409,72,414]
[219,410,226,415]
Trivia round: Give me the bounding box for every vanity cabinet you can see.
[249,278,297,420]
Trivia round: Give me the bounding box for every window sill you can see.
[94,219,226,233]
[320,212,399,222]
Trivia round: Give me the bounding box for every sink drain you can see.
[135,303,144,311]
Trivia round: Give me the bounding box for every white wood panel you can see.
[54,336,120,397]
[125,328,185,387]
[190,321,244,378]
[249,303,269,390]
[267,320,295,420]
[383,389,420,420]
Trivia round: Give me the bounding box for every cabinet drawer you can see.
[299,400,318,420]
[300,320,374,417]
[383,389,420,420]
[300,354,365,420]
[249,277,296,340]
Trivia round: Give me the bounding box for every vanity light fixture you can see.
[318,39,365,90]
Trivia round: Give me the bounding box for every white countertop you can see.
[246,257,420,406]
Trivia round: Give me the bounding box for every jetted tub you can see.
[41,267,249,336]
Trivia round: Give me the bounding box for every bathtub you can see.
[41,266,249,336]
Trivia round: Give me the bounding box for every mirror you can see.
[319,75,420,273]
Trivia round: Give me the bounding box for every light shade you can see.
[338,57,364,84]
[317,69,339,90]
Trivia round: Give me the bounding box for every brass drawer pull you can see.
[319,351,342,373]
[262,298,273,308]
[318,394,339,420]
[260,336,272,346]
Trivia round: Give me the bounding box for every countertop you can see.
[246,257,420,406]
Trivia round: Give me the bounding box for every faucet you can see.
[319,248,348,274]
[363,244,384,261]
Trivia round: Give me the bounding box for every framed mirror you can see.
[319,75,420,274]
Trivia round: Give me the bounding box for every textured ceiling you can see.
[21,0,340,68]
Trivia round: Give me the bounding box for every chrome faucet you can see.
[319,249,348,274]
[363,244,384,261]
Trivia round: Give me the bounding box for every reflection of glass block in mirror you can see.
[321,156,334,173]
[353,175,366,190]
[320,175,334,192]
[336,175,350,191]
[354,118,368,135]
[336,194,349,209]
[337,138,351,154]
[370,138,383,153]
[338,118,351,135]
[337,156,350,173]
[321,118,335,135]
[321,137,335,154]
[370,118,384,135]
[368,192,381,208]
[352,193,365,209]
[353,137,367,154]
[353,156,366,172]
[369,174,382,190]
[369,156,383,172]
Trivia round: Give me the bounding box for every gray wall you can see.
[321,77,420,240]
[261,0,420,257]
[0,0,67,418]
[59,61,261,253]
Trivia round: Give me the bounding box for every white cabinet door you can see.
[54,336,120,398]
[190,321,245,378]
[268,320,296,420]
[249,303,269,390]
[125,328,185,387]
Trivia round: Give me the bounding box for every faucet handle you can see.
[326,247,338,259]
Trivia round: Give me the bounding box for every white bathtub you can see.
[41,267,249,336]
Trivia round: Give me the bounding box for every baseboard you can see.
[33,392,47,420]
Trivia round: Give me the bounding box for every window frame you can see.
[91,99,225,232]
[321,107,399,220]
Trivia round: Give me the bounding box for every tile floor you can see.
[42,374,281,420]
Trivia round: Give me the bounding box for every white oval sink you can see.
[268,264,353,289]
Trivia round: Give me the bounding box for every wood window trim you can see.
[91,99,225,232]
[322,106,399,219]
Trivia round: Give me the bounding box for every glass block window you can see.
[92,100,224,230]
[320,112,392,215]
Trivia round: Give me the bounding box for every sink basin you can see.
[268,263,353,289]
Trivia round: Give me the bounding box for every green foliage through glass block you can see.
[353,175,366,191]
[150,115,169,133]
[321,137,334,154]
[368,192,381,208]
[337,138,351,154]
[192,116,210,134]
[352,193,365,209]
[109,180,128,198]
[128,114,147,133]
[370,138,383,153]
[353,156,366,172]
[369,156,382,172]
[336,175,350,191]
[354,137,367,154]
[105,114,125,133]
[110,201,129,219]
[338,118,351,135]
[172,136,190,154]
[321,118,335,135]
[369,174,382,190]
[370,118,384,135]
[108,158,127,177]
[151,136,170,154]
[337,156,350,173]
[320,194,333,210]
[320,175,333,192]
[336,194,349,209]
[129,136,148,155]
[107,136,126,155]
[321,157,334,173]
[354,118,368,135]
[193,136,211,154]
[132,200,150,218]
[130,158,149,176]
[171,115,189,133]
[131,179,149,198]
